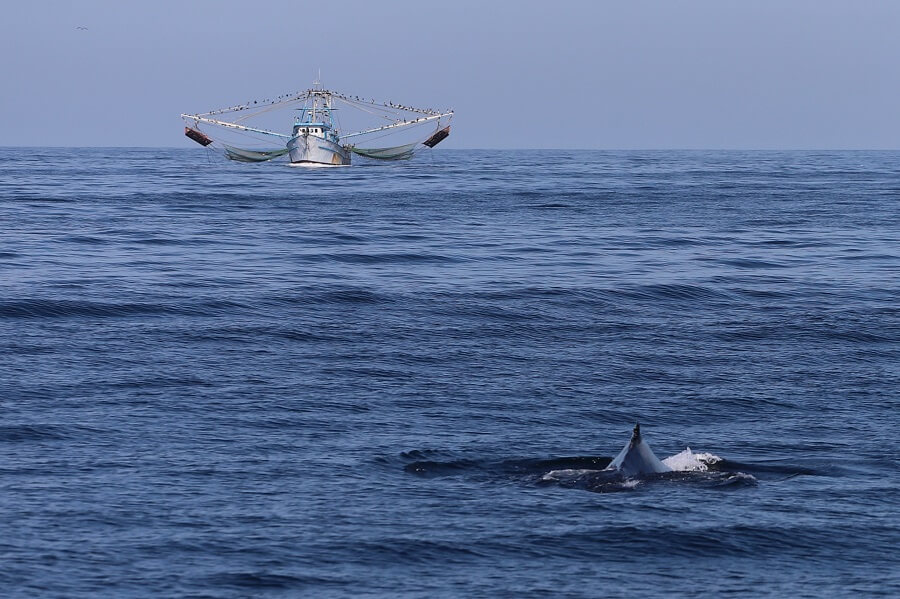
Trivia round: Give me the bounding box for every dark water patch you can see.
[751,238,819,247]
[526,202,573,209]
[509,245,555,254]
[715,322,895,344]
[640,235,708,248]
[298,231,368,244]
[428,302,542,323]
[0,298,246,319]
[510,523,894,561]
[433,287,641,317]
[61,235,107,245]
[0,341,55,355]
[17,195,77,203]
[823,328,895,344]
[715,258,790,269]
[321,365,412,380]
[205,572,346,590]
[732,287,795,299]
[837,253,898,262]
[0,423,101,442]
[128,236,214,246]
[404,459,483,477]
[339,538,489,566]
[105,375,214,389]
[400,452,615,478]
[711,459,824,478]
[620,283,733,302]
[459,287,580,302]
[271,328,341,342]
[304,251,463,265]
[501,456,614,474]
[266,286,392,306]
[178,326,269,344]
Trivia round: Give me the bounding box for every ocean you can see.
[1,148,898,597]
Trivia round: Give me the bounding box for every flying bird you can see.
[76,26,88,30]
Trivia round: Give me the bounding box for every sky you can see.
[2,0,899,149]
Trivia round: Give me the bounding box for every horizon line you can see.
[3,145,900,152]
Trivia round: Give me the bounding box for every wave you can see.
[205,571,346,590]
[296,252,463,265]
[443,284,733,306]
[0,423,102,442]
[0,298,246,319]
[716,258,790,269]
[266,286,392,306]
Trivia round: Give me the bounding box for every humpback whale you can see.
[604,423,673,477]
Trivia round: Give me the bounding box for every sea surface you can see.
[1,148,898,598]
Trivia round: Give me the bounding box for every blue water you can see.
[1,148,898,597]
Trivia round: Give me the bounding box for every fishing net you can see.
[349,142,419,161]
[223,145,290,162]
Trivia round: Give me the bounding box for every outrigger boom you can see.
[180,115,290,139]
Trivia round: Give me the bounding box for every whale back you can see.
[606,424,672,476]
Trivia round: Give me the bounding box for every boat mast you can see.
[311,71,322,123]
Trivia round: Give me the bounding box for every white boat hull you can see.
[287,134,351,165]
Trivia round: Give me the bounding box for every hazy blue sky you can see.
[3,1,899,148]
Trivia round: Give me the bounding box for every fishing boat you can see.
[181,81,453,166]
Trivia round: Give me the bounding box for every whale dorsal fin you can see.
[606,423,672,476]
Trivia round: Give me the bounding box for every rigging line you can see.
[230,101,290,123]
[341,96,428,118]
[223,130,286,146]
[341,112,452,139]
[232,97,303,124]
[335,97,398,122]
[196,90,310,117]
[334,95,391,113]
[230,94,306,120]
[330,91,441,116]
[334,103,345,137]
[330,93,443,126]
[336,98,438,132]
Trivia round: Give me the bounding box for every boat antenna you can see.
[313,69,321,89]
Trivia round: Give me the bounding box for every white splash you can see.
[662,447,722,472]
[286,162,351,168]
